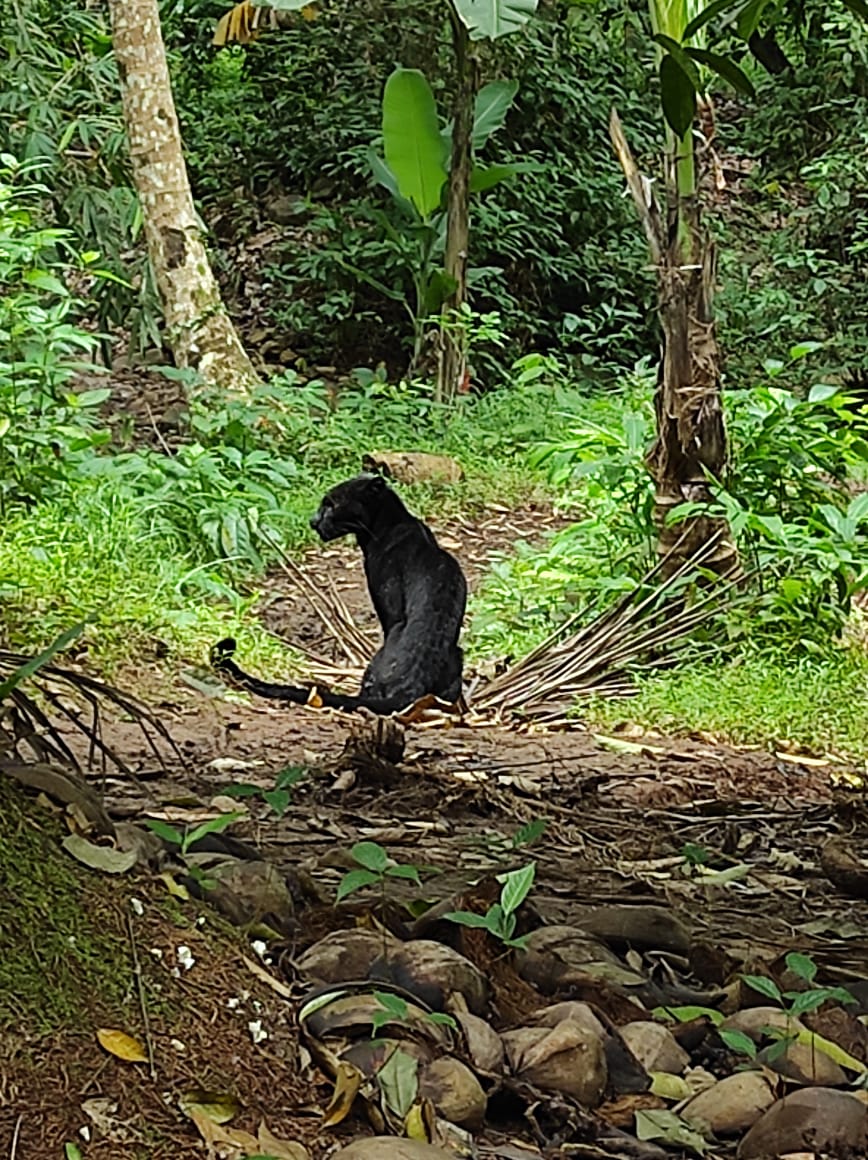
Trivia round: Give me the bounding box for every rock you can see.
[721,1006,806,1042]
[370,940,488,1016]
[738,1088,867,1158]
[804,1005,868,1063]
[502,1020,607,1107]
[516,925,646,994]
[419,1056,487,1129]
[456,1011,504,1075]
[332,1139,455,1159]
[619,1021,690,1075]
[531,1001,607,1039]
[757,1039,846,1086]
[361,451,463,485]
[568,904,691,954]
[296,930,395,985]
[206,859,294,931]
[682,1071,778,1135]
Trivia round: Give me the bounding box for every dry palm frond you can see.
[0,650,180,775]
[261,528,375,669]
[474,535,742,721]
[255,530,741,726]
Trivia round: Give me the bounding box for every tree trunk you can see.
[609,107,738,576]
[436,10,478,404]
[108,0,259,392]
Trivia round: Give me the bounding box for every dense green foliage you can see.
[1,0,868,757]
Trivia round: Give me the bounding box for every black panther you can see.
[211,474,467,713]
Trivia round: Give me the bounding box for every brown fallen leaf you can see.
[96,1028,147,1063]
[322,1061,365,1128]
[257,1121,311,1159]
[189,1108,258,1154]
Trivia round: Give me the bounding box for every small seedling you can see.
[719,952,856,1062]
[445,862,536,949]
[510,818,549,850]
[370,990,457,1036]
[223,764,307,819]
[145,810,244,856]
[336,841,422,902]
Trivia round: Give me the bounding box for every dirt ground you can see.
[4,501,868,1159]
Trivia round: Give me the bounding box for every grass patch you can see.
[0,376,596,668]
[586,652,868,761]
[0,779,132,1033]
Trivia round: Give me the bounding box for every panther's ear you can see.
[368,472,387,489]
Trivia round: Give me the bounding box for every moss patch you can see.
[0,778,132,1033]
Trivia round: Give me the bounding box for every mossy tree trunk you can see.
[108,0,259,392]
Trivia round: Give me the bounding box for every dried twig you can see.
[127,910,156,1080]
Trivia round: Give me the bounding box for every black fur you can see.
[211,474,467,713]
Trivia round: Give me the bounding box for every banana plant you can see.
[370,67,523,374]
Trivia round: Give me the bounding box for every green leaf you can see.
[64,1145,84,1160]
[382,68,447,218]
[444,909,494,929]
[808,382,839,403]
[472,80,519,149]
[336,868,380,901]
[427,1012,458,1029]
[653,1005,725,1026]
[144,818,185,846]
[351,841,390,873]
[75,387,112,408]
[263,788,291,817]
[635,1108,709,1154]
[275,764,307,790]
[510,818,548,849]
[183,811,245,852]
[654,35,702,91]
[451,0,539,40]
[787,990,827,1016]
[685,48,756,98]
[735,0,774,40]
[423,268,458,314]
[684,0,745,41]
[384,864,422,884]
[743,974,783,1003]
[789,340,824,361]
[718,1027,757,1058]
[373,990,408,1018]
[377,1047,419,1118]
[785,951,817,984]
[499,861,536,915]
[221,783,262,799]
[0,621,85,701]
[469,163,517,193]
[659,54,697,139]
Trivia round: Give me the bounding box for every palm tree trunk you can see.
[108,0,259,392]
[610,108,737,575]
[436,9,478,403]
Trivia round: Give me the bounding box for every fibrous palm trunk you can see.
[108,0,259,392]
[610,107,737,576]
[436,11,478,403]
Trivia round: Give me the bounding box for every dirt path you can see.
[7,500,868,1159]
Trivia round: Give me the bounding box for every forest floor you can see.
[3,499,868,1160]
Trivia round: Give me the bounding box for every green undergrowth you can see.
[0,375,608,669]
[586,653,868,762]
[0,778,132,1032]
